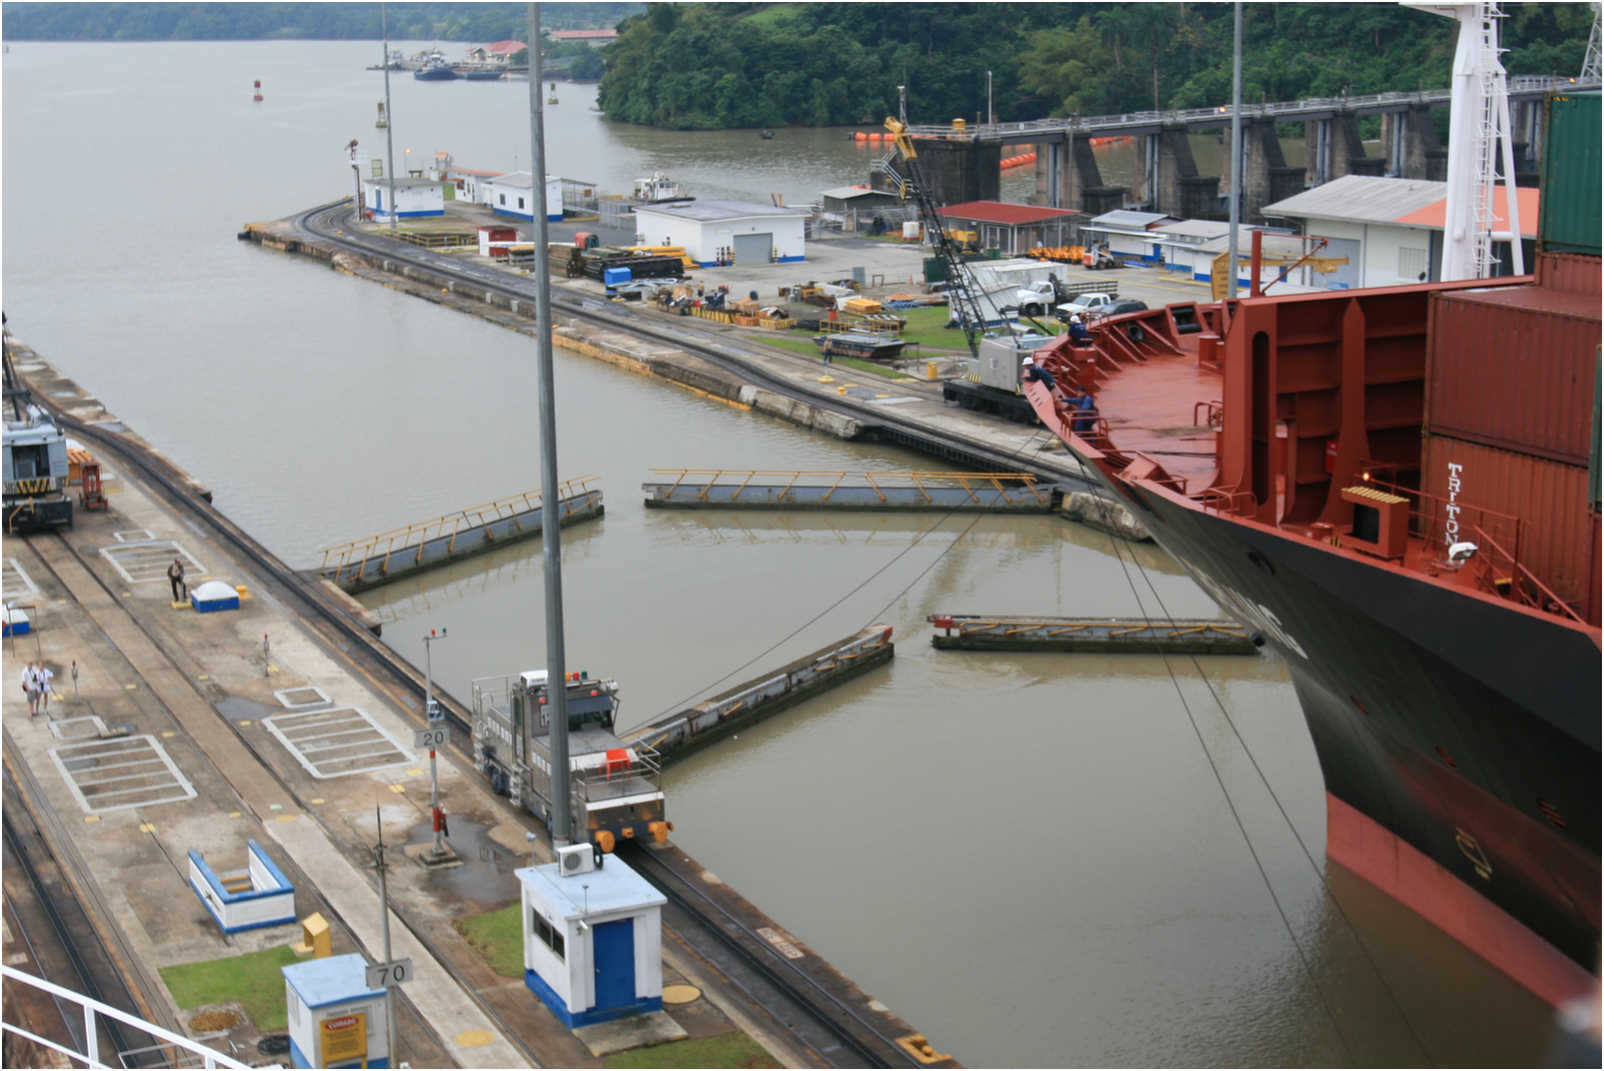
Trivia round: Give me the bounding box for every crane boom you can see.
[879,118,989,356]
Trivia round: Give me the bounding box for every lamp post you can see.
[381,2,397,231]
[423,627,448,859]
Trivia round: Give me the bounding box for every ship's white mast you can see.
[1582,2,1602,82]
[1408,1,1523,280]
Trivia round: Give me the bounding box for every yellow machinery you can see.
[1209,241,1349,300]
[626,244,698,269]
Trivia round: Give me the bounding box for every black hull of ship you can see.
[1102,475,1599,994]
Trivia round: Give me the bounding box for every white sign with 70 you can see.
[365,958,412,989]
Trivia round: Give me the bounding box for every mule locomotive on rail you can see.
[471,669,670,852]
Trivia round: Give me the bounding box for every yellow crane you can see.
[1209,238,1349,300]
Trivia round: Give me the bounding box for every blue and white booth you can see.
[2,604,29,636]
[187,839,296,933]
[487,171,564,221]
[520,847,666,1027]
[190,579,241,613]
[282,954,390,1069]
[364,176,446,221]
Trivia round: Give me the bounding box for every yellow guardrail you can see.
[318,476,599,582]
[646,469,1050,505]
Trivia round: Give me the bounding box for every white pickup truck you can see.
[1055,292,1117,319]
[1014,280,1060,316]
[1016,278,1116,316]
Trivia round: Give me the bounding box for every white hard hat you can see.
[1021,355,1034,366]
[1071,313,1083,323]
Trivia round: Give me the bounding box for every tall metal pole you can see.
[381,3,397,231]
[897,83,907,126]
[1226,0,1243,298]
[424,627,448,858]
[374,807,396,1065]
[528,2,572,848]
[987,69,993,127]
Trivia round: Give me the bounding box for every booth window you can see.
[533,911,566,961]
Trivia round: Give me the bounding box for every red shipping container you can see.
[1535,251,1602,295]
[1425,282,1600,465]
[1421,433,1596,615]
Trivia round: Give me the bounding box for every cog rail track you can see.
[620,842,931,1068]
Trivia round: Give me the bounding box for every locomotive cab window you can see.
[9,444,48,478]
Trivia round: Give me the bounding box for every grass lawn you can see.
[159,945,302,1032]
[605,1031,781,1069]
[752,335,914,379]
[454,903,525,979]
[896,304,967,350]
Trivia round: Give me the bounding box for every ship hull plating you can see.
[1105,475,1599,1000]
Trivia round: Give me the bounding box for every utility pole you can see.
[528,2,573,847]
[986,70,993,127]
[381,2,397,231]
[1226,0,1243,299]
[423,627,449,860]
[374,808,397,1066]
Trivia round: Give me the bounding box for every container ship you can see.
[1024,91,1600,1007]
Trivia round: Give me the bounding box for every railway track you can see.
[25,383,943,1067]
[2,768,161,1067]
[18,526,508,1068]
[289,200,1097,489]
[621,843,930,1068]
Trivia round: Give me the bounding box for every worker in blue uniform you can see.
[1071,387,1098,435]
[1022,354,1055,391]
[1067,313,1093,347]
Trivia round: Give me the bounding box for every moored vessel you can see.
[1024,90,1601,1007]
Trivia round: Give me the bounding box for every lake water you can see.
[2,40,1559,1067]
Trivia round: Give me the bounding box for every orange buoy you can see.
[855,131,868,141]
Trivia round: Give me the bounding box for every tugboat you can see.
[414,59,458,81]
[632,172,692,205]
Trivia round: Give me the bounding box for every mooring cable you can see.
[1099,527,1362,1065]
[1115,531,1436,1064]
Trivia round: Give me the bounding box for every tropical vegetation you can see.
[595,3,1593,129]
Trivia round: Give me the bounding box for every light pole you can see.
[986,69,993,127]
[381,2,397,231]
[374,807,397,1066]
[423,627,448,860]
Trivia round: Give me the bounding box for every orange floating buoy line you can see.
[1000,151,1037,170]
[252,79,263,102]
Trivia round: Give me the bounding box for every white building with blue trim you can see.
[634,200,807,267]
[281,954,390,1069]
[363,176,444,221]
[519,852,665,1028]
[487,171,564,221]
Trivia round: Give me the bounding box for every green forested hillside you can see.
[0,2,640,41]
[596,2,1594,129]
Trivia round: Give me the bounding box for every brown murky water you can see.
[4,40,1562,1066]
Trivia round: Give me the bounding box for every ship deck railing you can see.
[1334,471,1585,623]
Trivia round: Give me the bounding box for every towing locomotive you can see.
[2,329,72,533]
[471,669,669,852]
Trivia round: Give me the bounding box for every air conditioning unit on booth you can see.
[557,843,597,876]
